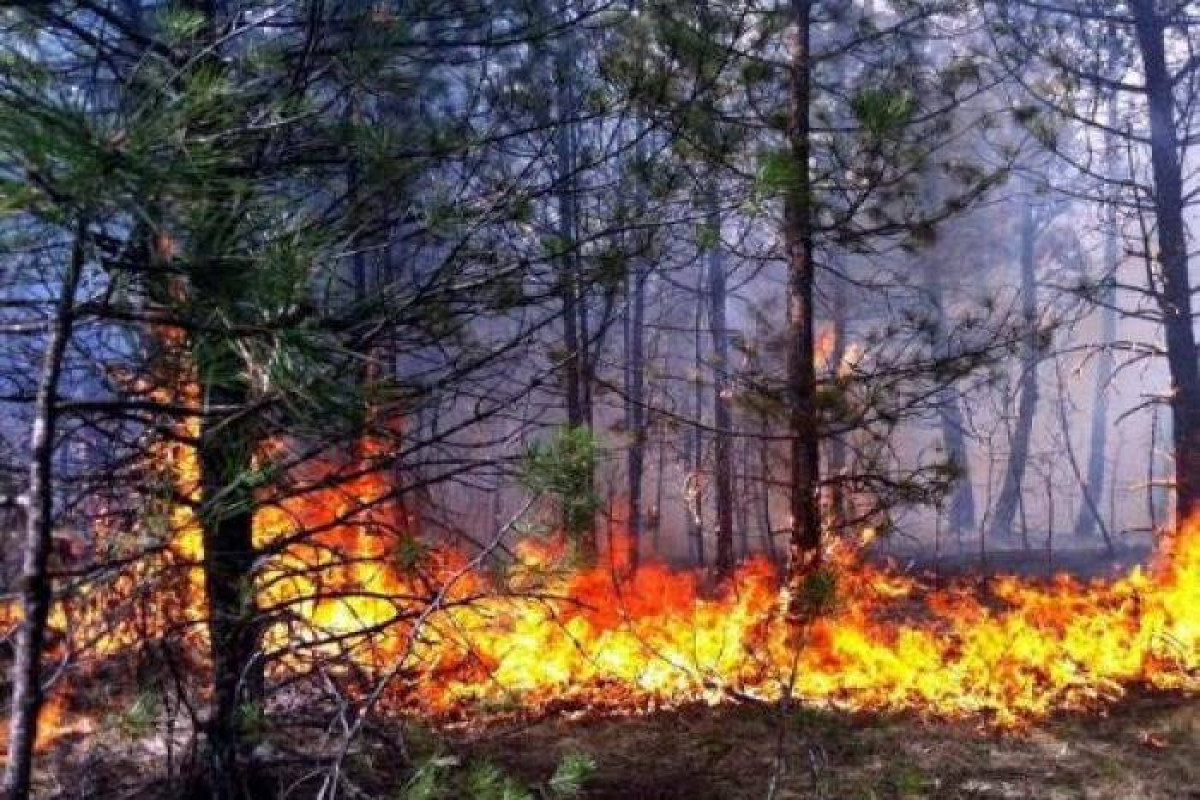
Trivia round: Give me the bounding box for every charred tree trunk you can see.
[3,225,85,800]
[784,0,822,601]
[988,196,1039,546]
[705,183,736,577]
[1132,1,1200,522]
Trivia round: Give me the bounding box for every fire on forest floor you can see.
[7,516,1200,798]
[24,692,1200,799]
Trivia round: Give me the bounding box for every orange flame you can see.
[8,426,1200,737]
[393,525,1198,725]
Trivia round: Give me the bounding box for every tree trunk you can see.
[784,0,822,603]
[198,379,263,800]
[705,182,736,577]
[988,196,1039,546]
[737,438,752,558]
[1074,116,1118,540]
[825,281,849,537]
[759,410,778,563]
[554,17,584,432]
[652,424,665,554]
[549,0,596,556]
[1132,1,1200,522]
[686,272,706,566]
[3,225,85,800]
[921,260,976,535]
[624,266,647,571]
[939,383,976,534]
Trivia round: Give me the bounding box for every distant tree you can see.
[625,0,1009,599]
[985,0,1200,523]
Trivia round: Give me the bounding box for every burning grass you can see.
[391,522,1199,725]
[19,505,1200,735]
[4,433,1200,783]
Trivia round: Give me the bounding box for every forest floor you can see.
[33,691,1200,799]
[455,695,1200,800]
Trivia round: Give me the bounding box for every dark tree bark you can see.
[1131,0,1200,522]
[175,7,267,794]
[554,19,585,433]
[652,421,666,553]
[988,196,1039,546]
[737,438,752,558]
[705,183,736,577]
[623,265,647,570]
[744,313,779,563]
[759,409,779,563]
[784,0,822,601]
[3,225,85,800]
[544,0,597,557]
[197,383,263,800]
[686,271,706,566]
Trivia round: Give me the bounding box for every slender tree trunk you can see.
[686,273,706,566]
[738,440,752,558]
[624,266,647,570]
[759,410,778,563]
[3,225,86,800]
[921,260,976,535]
[578,290,594,428]
[1151,405,1168,528]
[1074,115,1119,539]
[825,281,848,537]
[548,0,596,555]
[784,0,821,602]
[653,425,665,554]
[555,29,583,432]
[1132,1,1200,522]
[621,49,651,568]
[705,183,736,577]
[939,385,975,533]
[988,196,1039,545]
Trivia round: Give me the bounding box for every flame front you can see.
[400,525,1198,725]
[17,431,1200,738]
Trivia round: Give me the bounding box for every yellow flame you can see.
[11,422,1200,733]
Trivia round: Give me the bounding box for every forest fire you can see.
[18,440,1199,744]
[368,515,1200,726]
[12,2,1200,797]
